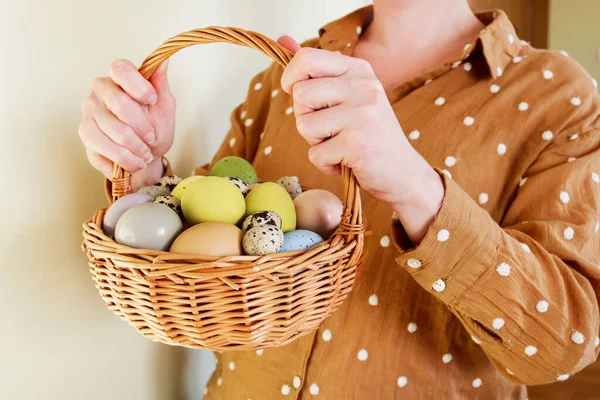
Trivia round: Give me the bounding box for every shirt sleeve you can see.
[392,126,600,385]
[194,63,279,176]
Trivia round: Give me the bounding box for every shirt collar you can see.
[318,6,522,79]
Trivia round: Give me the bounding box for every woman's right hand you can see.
[78,59,176,184]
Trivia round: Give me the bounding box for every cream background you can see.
[549,0,600,82]
[0,1,365,399]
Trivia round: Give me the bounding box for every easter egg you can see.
[137,185,170,199]
[277,176,303,199]
[245,182,296,232]
[293,189,343,238]
[155,175,182,192]
[102,193,153,237]
[181,176,246,225]
[170,222,243,257]
[171,176,204,200]
[210,156,258,184]
[115,202,183,251]
[243,225,284,256]
[154,195,181,214]
[242,211,282,232]
[280,230,324,252]
[226,176,250,196]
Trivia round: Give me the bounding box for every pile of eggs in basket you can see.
[102,156,343,256]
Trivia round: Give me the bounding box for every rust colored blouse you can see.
[195,7,600,400]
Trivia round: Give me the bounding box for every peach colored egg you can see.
[293,189,342,239]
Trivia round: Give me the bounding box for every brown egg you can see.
[293,189,343,239]
[169,222,243,257]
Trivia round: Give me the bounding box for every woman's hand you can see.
[278,37,444,243]
[78,59,176,186]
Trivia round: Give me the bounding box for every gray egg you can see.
[276,176,302,199]
[137,185,170,199]
[226,176,250,196]
[242,211,282,232]
[155,175,183,192]
[243,225,284,255]
[154,195,182,214]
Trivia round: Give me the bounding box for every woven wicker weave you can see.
[82,27,365,351]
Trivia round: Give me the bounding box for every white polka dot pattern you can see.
[506,368,515,375]
[592,172,599,183]
[245,118,254,127]
[560,191,570,204]
[281,385,291,395]
[441,169,452,179]
[563,227,574,240]
[520,242,531,253]
[524,346,538,356]
[472,335,482,345]
[432,279,446,293]
[518,102,529,111]
[435,97,446,106]
[254,82,262,90]
[424,79,433,85]
[472,378,482,388]
[229,138,236,148]
[497,143,507,155]
[204,387,208,395]
[241,110,247,119]
[508,33,515,44]
[519,177,528,187]
[452,61,461,68]
[463,62,472,71]
[407,322,417,333]
[444,156,457,167]
[479,193,488,205]
[570,97,582,106]
[571,331,585,344]
[596,337,600,348]
[593,78,598,89]
[557,374,570,381]
[437,229,450,242]
[271,89,279,98]
[408,130,420,140]
[322,329,332,342]
[264,146,272,156]
[542,130,553,141]
[490,84,500,93]
[309,383,320,395]
[568,157,577,163]
[543,69,554,80]
[356,26,362,35]
[496,262,511,277]
[229,361,235,370]
[368,294,379,306]
[442,353,453,364]
[513,56,522,63]
[407,258,422,269]
[397,376,408,388]
[256,349,264,356]
[217,377,223,386]
[285,106,293,115]
[259,132,265,141]
[293,376,302,389]
[535,300,549,313]
[496,67,503,77]
[464,116,475,126]
[560,50,569,56]
[380,235,390,247]
[570,134,579,141]
[357,349,369,361]
[492,318,505,330]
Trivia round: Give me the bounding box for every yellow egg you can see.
[245,182,296,232]
[170,222,243,256]
[181,176,245,225]
[171,175,204,200]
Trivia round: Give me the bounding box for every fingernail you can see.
[143,152,153,163]
[148,93,158,105]
[138,159,147,170]
[144,132,156,144]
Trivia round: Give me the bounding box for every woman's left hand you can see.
[278,37,444,238]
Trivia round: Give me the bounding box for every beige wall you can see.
[0,1,366,399]
[549,0,600,82]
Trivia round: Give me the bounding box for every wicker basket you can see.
[81,27,365,351]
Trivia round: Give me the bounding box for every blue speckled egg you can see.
[280,230,324,252]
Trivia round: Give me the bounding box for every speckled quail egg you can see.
[226,176,250,196]
[243,225,284,255]
[154,195,182,214]
[137,185,171,199]
[155,175,182,192]
[276,176,302,199]
[242,211,282,232]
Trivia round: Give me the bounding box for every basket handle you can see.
[111,26,363,236]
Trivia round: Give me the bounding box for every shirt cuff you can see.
[392,169,502,305]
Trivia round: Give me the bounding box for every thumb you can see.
[277,35,302,54]
[149,60,175,109]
